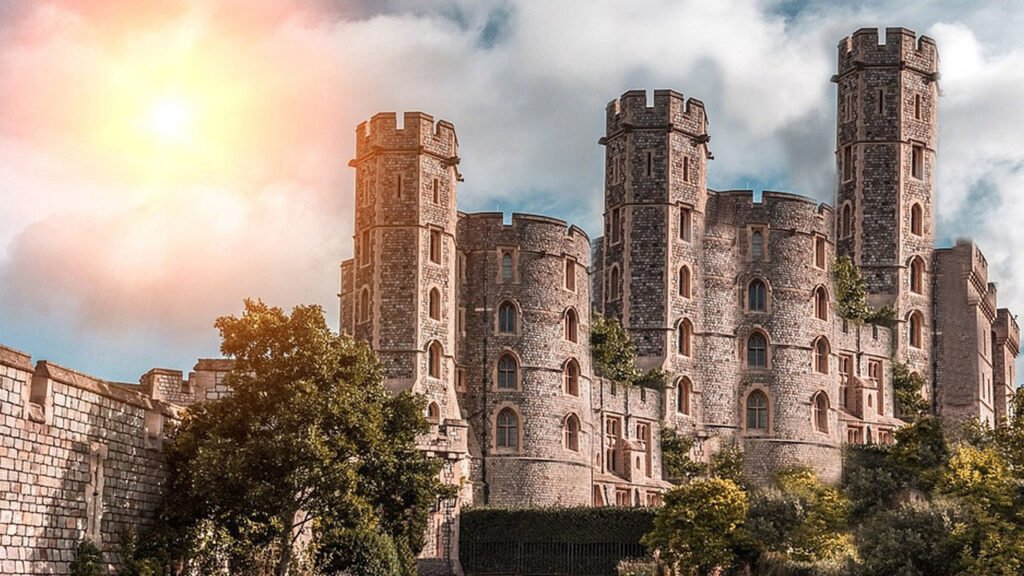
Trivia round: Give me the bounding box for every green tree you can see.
[855,501,965,576]
[591,314,638,383]
[833,255,870,321]
[893,361,930,421]
[642,478,748,575]
[70,540,103,576]
[742,468,853,568]
[159,300,445,575]
[659,428,705,482]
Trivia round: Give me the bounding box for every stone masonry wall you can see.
[0,345,179,576]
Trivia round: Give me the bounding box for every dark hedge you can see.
[460,507,655,575]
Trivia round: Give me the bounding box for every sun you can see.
[145,95,193,144]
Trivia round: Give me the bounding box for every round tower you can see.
[457,213,593,507]
[833,28,938,393]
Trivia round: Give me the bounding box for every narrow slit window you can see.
[843,146,853,182]
[683,156,691,183]
[430,230,442,264]
[432,179,440,203]
[679,208,692,242]
[912,145,924,180]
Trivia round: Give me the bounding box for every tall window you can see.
[839,355,853,409]
[814,287,829,321]
[396,174,403,198]
[428,341,442,378]
[360,230,371,265]
[815,237,826,269]
[683,156,691,183]
[814,337,830,374]
[842,145,853,181]
[496,408,518,449]
[564,308,579,343]
[746,391,768,430]
[869,360,883,415]
[912,145,924,179]
[679,207,692,242]
[841,204,853,238]
[677,377,691,415]
[565,259,576,291]
[909,311,924,348]
[679,266,691,298]
[747,332,767,368]
[432,178,440,203]
[427,402,440,423]
[751,230,764,260]
[910,257,924,294]
[748,279,767,312]
[610,208,622,244]
[428,288,441,321]
[564,359,580,396]
[914,93,922,120]
[564,414,581,452]
[497,354,518,389]
[430,230,442,264]
[358,288,370,323]
[677,319,693,357]
[813,392,829,433]
[911,203,923,236]
[498,301,517,334]
[501,252,513,282]
[609,266,621,301]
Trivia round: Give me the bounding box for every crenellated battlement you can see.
[837,27,938,78]
[604,89,708,140]
[354,111,459,163]
[459,211,590,256]
[995,309,1021,354]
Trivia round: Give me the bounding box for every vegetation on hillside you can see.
[639,386,1024,576]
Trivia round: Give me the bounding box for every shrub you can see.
[617,557,660,576]
[70,540,103,576]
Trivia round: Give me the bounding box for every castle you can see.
[0,27,1018,576]
[338,26,1019,564]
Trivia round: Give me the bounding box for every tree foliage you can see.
[893,361,930,421]
[71,540,103,576]
[156,299,445,575]
[832,256,893,326]
[642,478,748,575]
[591,313,667,388]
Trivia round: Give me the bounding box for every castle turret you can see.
[834,28,938,394]
[599,90,711,372]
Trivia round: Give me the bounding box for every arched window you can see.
[564,414,581,452]
[909,311,924,348]
[746,390,768,430]
[564,308,579,343]
[747,332,768,368]
[910,203,923,236]
[679,266,691,298]
[910,257,924,294]
[428,288,441,321]
[497,354,518,389]
[498,301,517,334]
[428,341,442,378]
[751,231,764,260]
[609,266,621,301]
[677,319,693,357]
[677,377,691,415]
[502,253,513,282]
[812,392,829,433]
[748,279,767,312]
[814,337,830,374]
[814,286,829,321]
[841,204,852,238]
[358,288,370,323]
[564,359,580,396]
[427,401,440,423]
[496,408,518,449]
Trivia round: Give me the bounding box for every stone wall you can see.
[0,345,180,575]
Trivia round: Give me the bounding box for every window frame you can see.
[496,353,519,390]
[495,407,520,451]
[745,390,769,432]
[497,300,518,334]
[746,331,768,369]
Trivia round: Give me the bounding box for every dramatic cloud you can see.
[1,0,1023,380]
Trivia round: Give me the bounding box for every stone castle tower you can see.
[335,27,1019,571]
[834,28,939,395]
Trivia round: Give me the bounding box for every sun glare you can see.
[146,95,192,144]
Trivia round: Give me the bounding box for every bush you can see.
[70,540,103,576]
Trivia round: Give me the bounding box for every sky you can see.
[2,0,1024,382]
